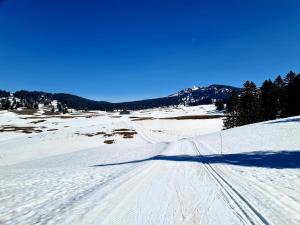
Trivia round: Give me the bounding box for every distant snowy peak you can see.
[169,84,241,106]
[191,85,200,91]
[169,85,234,97]
[169,86,200,97]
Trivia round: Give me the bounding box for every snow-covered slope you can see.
[0,107,299,225]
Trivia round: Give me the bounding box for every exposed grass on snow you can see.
[160,115,224,120]
[0,125,43,134]
[104,139,115,144]
[78,129,138,139]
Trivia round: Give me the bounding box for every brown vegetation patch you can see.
[83,133,94,137]
[112,129,137,139]
[113,128,132,132]
[160,115,224,120]
[104,139,115,144]
[30,120,46,124]
[47,129,58,131]
[122,133,135,138]
[13,109,38,115]
[81,131,108,137]
[77,128,137,139]
[43,111,61,116]
[0,125,43,134]
[130,117,155,121]
[23,114,98,120]
[95,131,106,135]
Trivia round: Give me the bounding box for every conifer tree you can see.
[223,91,239,129]
[274,75,286,117]
[215,100,225,111]
[238,81,262,125]
[285,71,300,116]
[260,79,277,120]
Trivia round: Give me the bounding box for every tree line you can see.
[224,71,300,129]
[0,90,69,113]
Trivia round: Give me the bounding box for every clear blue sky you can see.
[0,0,299,102]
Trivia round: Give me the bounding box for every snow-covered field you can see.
[0,105,299,225]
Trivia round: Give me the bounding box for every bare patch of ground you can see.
[30,120,46,124]
[110,116,122,118]
[81,131,107,137]
[21,113,100,120]
[113,128,132,132]
[43,111,61,116]
[13,109,38,115]
[159,115,224,120]
[0,125,43,134]
[104,140,115,144]
[113,130,137,139]
[130,117,155,121]
[78,129,138,139]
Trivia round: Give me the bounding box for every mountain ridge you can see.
[0,84,241,111]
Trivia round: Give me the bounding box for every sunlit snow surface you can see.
[0,105,299,225]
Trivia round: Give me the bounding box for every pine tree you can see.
[34,103,39,110]
[285,72,300,116]
[223,91,239,129]
[274,75,287,117]
[2,98,11,110]
[57,103,62,113]
[294,74,300,116]
[260,79,278,120]
[215,100,225,111]
[238,81,262,125]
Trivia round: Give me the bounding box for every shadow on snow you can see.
[265,117,300,124]
[92,150,300,169]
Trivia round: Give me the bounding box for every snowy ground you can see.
[0,105,299,225]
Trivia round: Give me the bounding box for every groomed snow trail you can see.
[1,113,299,225]
[86,140,276,225]
[1,139,298,225]
[1,140,251,225]
[59,140,246,225]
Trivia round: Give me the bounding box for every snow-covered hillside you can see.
[0,105,299,225]
[169,84,241,105]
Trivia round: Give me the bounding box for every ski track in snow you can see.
[0,107,299,225]
[191,141,269,225]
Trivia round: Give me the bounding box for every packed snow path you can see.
[0,110,299,225]
[84,140,270,225]
[1,138,299,225]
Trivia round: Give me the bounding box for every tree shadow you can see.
[92,150,300,169]
[265,117,300,124]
